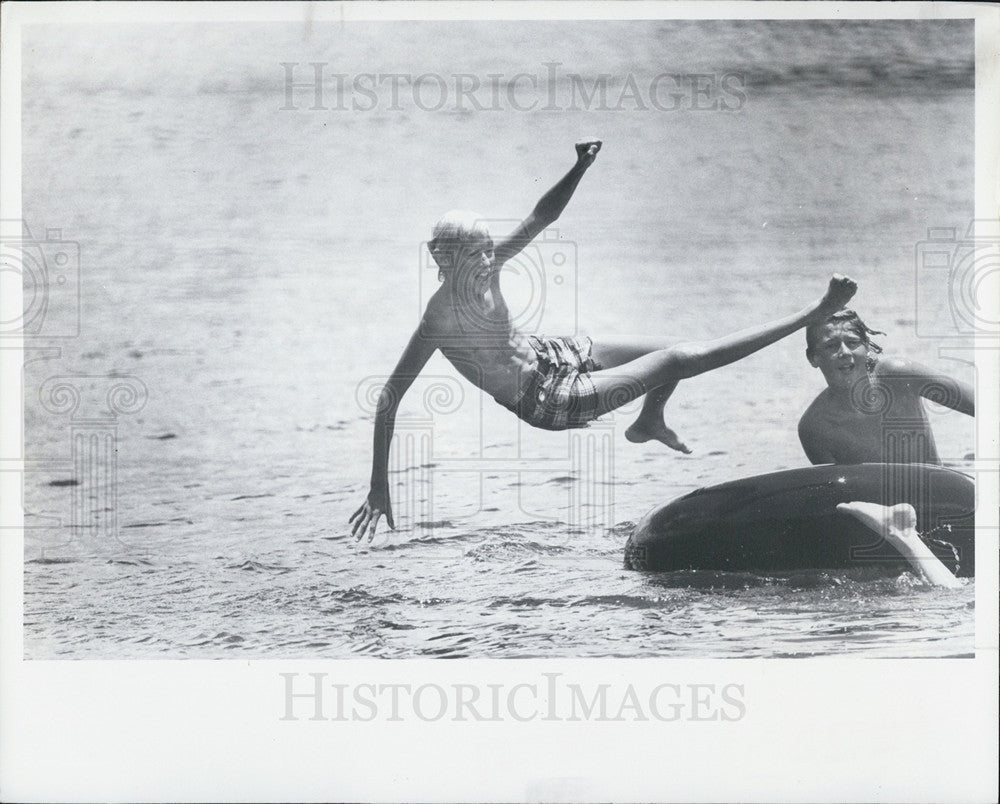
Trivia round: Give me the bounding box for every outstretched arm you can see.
[494,138,602,266]
[350,323,438,542]
[882,358,974,416]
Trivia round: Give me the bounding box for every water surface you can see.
[22,20,976,659]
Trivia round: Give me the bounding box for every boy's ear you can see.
[806,350,819,368]
[431,247,452,268]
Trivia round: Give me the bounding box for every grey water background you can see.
[21,20,977,658]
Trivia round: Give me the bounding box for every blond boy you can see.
[352,140,856,541]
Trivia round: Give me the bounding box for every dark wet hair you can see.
[805,309,885,360]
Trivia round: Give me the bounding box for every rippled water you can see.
[26,523,976,659]
[21,20,976,658]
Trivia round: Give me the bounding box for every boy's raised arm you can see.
[495,138,602,265]
[350,323,438,542]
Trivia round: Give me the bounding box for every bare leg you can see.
[591,337,691,453]
[588,338,690,451]
[624,379,691,452]
[588,339,689,450]
[590,337,675,370]
[589,275,857,449]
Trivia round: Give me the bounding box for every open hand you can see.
[349,489,394,543]
[575,137,602,167]
[818,273,857,316]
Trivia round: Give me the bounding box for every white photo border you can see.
[1,2,997,802]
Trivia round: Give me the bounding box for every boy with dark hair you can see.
[798,310,974,465]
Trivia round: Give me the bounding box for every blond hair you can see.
[428,210,490,271]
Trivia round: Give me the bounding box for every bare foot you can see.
[837,501,916,551]
[816,273,858,318]
[625,419,692,454]
[838,501,961,588]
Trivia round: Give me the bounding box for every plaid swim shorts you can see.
[500,335,602,431]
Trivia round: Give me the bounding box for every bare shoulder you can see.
[873,355,924,378]
[797,393,838,464]
[798,390,830,430]
[420,292,456,339]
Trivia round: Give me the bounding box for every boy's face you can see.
[453,233,496,294]
[808,321,870,389]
